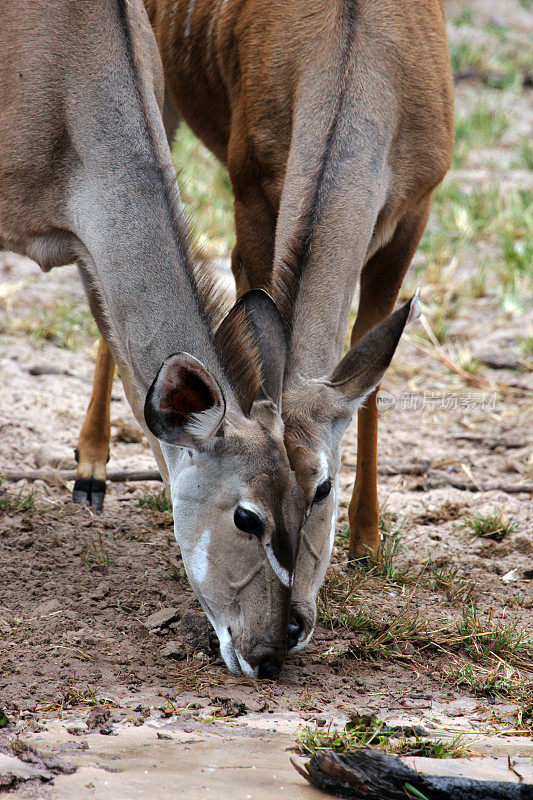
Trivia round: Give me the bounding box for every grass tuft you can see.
[0,476,36,513]
[318,572,371,632]
[81,530,111,568]
[455,605,532,664]
[424,559,474,604]
[392,735,470,759]
[139,490,172,512]
[462,507,518,541]
[352,512,409,582]
[443,661,532,703]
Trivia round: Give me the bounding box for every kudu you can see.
[75,0,453,652]
[0,0,311,678]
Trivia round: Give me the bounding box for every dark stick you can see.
[293,750,533,800]
[2,469,163,483]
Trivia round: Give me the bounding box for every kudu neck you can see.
[274,71,395,383]
[63,2,228,396]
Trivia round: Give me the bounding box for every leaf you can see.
[0,709,9,728]
[404,783,429,800]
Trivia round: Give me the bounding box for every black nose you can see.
[258,655,281,680]
[287,610,304,650]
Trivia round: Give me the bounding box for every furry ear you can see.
[237,289,288,408]
[215,289,288,411]
[327,290,421,411]
[144,353,226,448]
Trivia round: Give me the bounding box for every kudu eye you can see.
[234,506,264,537]
[313,477,332,504]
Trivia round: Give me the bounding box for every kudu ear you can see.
[217,289,288,409]
[326,290,421,411]
[144,353,226,449]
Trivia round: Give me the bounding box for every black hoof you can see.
[73,478,106,511]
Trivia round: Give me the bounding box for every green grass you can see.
[455,605,532,664]
[318,572,372,631]
[518,335,533,356]
[443,661,532,703]
[424,559,474,604]
[81,531,111,568]
[157,551,187,585]
[462,507,518,541]
[0,476,36,513]
[172,125,234,258]
[453,103,510,168]
[452,8,473,26]
[469,263,489,298]
[138,489,172,512]
[448,39,527,90]
[348,608,428,661]
[352,512,409,582]
[392,735,470,759]
[513,140,533,170]
[297,717,471,760]
[3,300,98,350]
[419,183,532,312]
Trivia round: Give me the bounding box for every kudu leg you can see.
[74,336,115,510]
[348,199,432,559]
[228,145,277,296]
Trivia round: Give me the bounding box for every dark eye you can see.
[314,478,332,503]
[234,506,264,537]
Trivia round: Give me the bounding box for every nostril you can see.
[258,655,281,680]
[287,610,304,651]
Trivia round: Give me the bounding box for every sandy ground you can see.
[1,0,532,795]
[1,247,531,796]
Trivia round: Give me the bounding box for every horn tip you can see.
[407,287,422,324]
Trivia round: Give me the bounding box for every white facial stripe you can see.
[318,451,329,483]
[264,542,291,588]
[235,651,259,679]
[291,626,315,653]
[329,476,340,557]
[217,626,241,676]
[195,607,241,676]
[188,529,211,585]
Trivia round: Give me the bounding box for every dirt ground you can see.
[1,0,532,796]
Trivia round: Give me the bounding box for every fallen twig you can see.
[425,471,532,495]
[341,461,432,476]
[2,468,162,484]
[378,461,431,476]
[445,434,525,450]
[416,315,490,388]
[454,67,533,88]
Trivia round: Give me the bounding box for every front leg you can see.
[74,336,114,510]
[230,192,277,296]
[227,110,278,295]
[348,199,432,559]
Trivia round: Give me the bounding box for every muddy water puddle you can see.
[22,718,322,800]
[6,710,532,799]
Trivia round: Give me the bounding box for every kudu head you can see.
[283,293,422,650]
[144,290,305,678]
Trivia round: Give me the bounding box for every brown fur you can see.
[144,0,454,556]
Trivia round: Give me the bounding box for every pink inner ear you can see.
[160,363,218,427]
